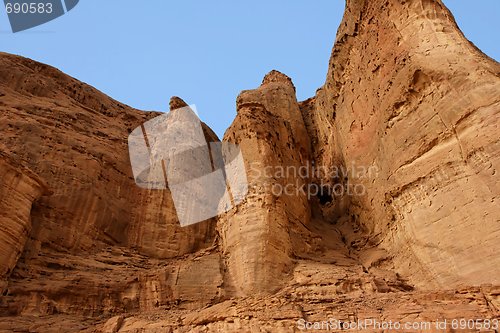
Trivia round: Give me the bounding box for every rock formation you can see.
[0,152,47,294]
[312,0,500,289]
[218,70,312,296]
[0,0,499,332]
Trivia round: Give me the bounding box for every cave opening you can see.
[317,186,333,205]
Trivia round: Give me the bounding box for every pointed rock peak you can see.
[261,70,295,90]
[169,96,188,111]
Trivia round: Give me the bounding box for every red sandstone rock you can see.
[0,0,499,331]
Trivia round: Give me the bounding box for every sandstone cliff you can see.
[0,152,47,294]
[312,0,500,288]
[0,0,499,332]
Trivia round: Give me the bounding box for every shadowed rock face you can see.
[0,54,216,260]
[0,0,499,331]
[0,55,219,319]
[0,153,47,294]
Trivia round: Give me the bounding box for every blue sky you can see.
[1,1,498,137]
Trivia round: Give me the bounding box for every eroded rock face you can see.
[0,54,217,317]
[0,153,47,294]
[0,53,216,260]
[218,71,311,296]
[0,0,499,331]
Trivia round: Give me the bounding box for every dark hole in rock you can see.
[318,186,333,205]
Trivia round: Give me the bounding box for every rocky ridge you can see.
[0,0,499,332]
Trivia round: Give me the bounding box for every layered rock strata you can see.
[0,0,499,331]
[309,0,500,288]
[0,153,46,294]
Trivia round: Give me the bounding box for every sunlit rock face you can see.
[0,0,499,331]
[313,0,500,289]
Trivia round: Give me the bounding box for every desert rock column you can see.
[218,71,312,295]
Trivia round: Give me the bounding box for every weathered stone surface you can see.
[0,53,216,261]
[0,53,217,319]
[0,0,499,331]
[0,153,46,294]
[218,70,312,296]
[309,0,500,289]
